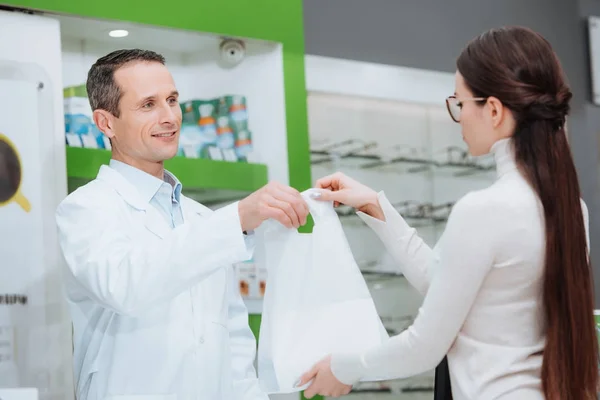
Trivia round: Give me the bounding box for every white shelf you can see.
[56,13,290,186]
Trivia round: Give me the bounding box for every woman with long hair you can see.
[299,26,599,399]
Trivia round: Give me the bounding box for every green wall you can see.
[2,0,312,193]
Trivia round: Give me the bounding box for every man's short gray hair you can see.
[86,49,165,117]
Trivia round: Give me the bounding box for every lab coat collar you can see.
[108,159,183,206]
[96,165,211,239]
[96,165,149,211]
[96,165,172,239]
[110,160,163,205]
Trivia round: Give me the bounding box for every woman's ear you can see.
[486,96,505,128]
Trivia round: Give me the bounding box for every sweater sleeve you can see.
[356,191,435,295]
[330,192,499,384]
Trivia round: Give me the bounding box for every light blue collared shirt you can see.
[109,159,184,228]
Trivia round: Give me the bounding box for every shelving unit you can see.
[0,0,310,398]
[335,200,454,228]
[66,147,269,203]
[306,72,497,399]
[311,142,495,177]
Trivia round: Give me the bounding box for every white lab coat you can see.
[55,165,268,400]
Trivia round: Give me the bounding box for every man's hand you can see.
[238,182,309,232]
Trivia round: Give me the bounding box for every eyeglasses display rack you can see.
[307,91,496,399]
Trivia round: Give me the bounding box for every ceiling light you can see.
[108,29,129,38]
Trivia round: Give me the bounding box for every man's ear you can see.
[93,109,116,139]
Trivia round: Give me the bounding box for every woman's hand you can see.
[299,355,352,399]
[313,172,385,220]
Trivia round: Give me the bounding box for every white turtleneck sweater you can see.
[330,138,590,399]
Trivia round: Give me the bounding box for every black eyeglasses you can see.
[445,95,487,123]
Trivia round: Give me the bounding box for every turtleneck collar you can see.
[490,137,518,178]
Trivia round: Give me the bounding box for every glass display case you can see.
[307,91,496,399]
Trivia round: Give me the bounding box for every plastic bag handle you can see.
[301,189,339,225]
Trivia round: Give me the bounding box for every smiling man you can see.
[55,49,309,400]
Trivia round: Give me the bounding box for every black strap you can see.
[433,356,453,400]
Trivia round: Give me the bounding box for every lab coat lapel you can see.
[143,207,171,239]
[96,165,171,239]
[181,195,211,220]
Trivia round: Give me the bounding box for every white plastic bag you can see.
[255,189,389,394]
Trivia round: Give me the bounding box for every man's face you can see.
[98,61,182,167]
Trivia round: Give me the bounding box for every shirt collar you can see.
[164,169,183,203]
[109,159,182,204]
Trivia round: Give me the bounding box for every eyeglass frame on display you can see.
[392,200,454,221]
[310,139,379,165]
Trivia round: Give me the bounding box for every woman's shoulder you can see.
[458,177,590,219]
[446,190,504,231]
[449,182,538,228]
[452,185,505,214]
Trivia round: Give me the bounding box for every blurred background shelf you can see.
[66,146,269,203]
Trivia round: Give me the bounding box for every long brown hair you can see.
[457,26,598,399]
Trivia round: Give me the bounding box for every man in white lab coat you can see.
[55,49,309,400]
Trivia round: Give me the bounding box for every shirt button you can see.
[199,337,205,344]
